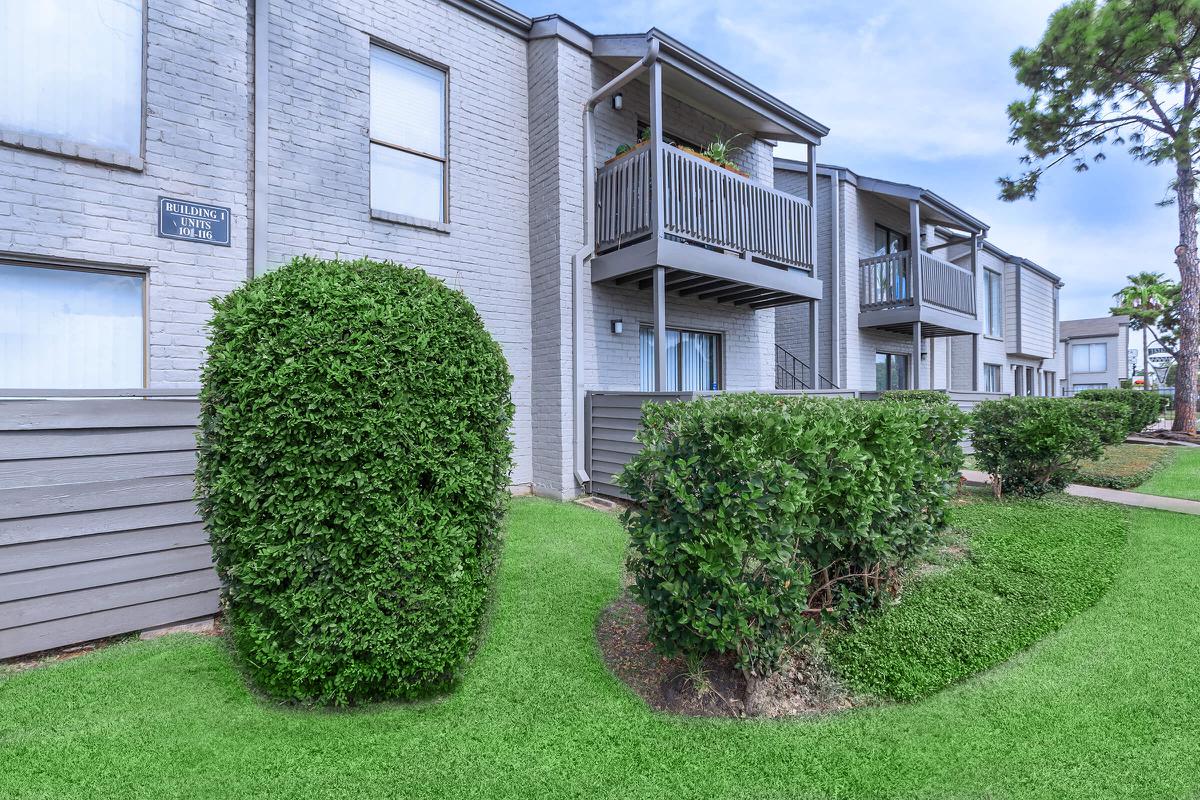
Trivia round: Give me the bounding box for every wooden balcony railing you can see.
[859,249,976,316]
[595,143,813,270]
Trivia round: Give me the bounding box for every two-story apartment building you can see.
[772,161,1063,395]
[1054,316,1132,392]
[0,0,830,500]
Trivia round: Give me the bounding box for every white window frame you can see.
[0,0,147,168]
[368,42,450,225]
[1071,342,1108,373]
[639,324,724,392]
[983,269,1003,338]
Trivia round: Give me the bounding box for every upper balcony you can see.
[587,32,827,310]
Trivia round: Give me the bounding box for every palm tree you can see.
[1112,272,1173,391]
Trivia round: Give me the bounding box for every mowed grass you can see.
[2,498,1199,800]
[1135,447,1200,500]
[1075,443,1176,489]
[827,496,1127,700]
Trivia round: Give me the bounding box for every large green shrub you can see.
[618,394,965,679]
[971,397,1103,496]
[1074,388,1166,434]
[1077,399,1132,445]
[197,256,514,705]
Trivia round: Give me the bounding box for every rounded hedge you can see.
[197,256,514,705]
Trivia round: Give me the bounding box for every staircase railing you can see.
[775,344,838,391]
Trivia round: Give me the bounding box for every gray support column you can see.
[809,300,819,388]
[908,200,922,303]
[971,334,980,391]
[911,321,922,389]
[928,336,936,389]
[648,61,665,241]
[653,266,667,391]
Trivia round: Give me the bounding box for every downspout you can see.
[571,39,660,488]
[830,168,841,387]
[252,0,269,277]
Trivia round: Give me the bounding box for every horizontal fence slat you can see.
[0,590,220,660]
[0,522,208,575]
[0,568,221,630]
[0,544,216,604]
[0,501,200,546]
[0,476,196,521]
[0,427,197,461]
[0,450,197,491]
[0,399,200,431]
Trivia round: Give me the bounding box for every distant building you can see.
[1054,315,1131,392]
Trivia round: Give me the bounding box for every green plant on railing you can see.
[701,133,743,170]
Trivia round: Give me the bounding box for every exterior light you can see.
[610,319,623,335]
[612,93,623,111]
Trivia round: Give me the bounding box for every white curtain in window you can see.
[640,327,719,391]
[0,265,144,389]
[0,0,143,154]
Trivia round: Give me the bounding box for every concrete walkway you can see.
[961,469,1200,516]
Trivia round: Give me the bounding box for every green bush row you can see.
[971,396,1129,495]
[618,392,966,679]
[197,256,514,705]
[1073,388,1166,434]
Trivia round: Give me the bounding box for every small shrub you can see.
[971,397,1103,496]
[1075,388,1166,434]
[1077,399,1132,445]
[618,394,966,680]
[197,256,514,705]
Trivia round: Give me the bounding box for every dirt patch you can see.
[596,592,855,718]
[1135,429,1200,445]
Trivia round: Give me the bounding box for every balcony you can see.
[590,142,821,309]
[858,249,981,336]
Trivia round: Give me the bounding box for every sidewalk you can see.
[961,469,1200,516]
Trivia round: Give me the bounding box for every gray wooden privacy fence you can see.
[0,390,217,660]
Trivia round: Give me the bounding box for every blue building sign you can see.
[158,197,231,246]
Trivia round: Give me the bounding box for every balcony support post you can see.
[653,266,667,391]
[808,299,819,388]
[911,321,923,389]
[908,200,922,305]
[971,334,980,392]
[970,230,981,391]
[648,60,665,243]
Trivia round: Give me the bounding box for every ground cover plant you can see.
[826,495,1127,701]
[197,256,514,705]
[1135,447,1200,500]
[2,498,1198,800]
[618,394,965,692]
[1075,443,1177,489]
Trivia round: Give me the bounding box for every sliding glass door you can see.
[639,326,722,391]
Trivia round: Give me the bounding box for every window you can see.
[1071,342,1108,373]
[0,1,144,155]
[1044,371,1056,397]
[639,326,722,391]
[0,263,145,388]
[875,352,909,391]
[874,224,908,256]
[983,270,1003,337]
[983,363,1002,393]
[370,45,447,222]
[1073,383,1107,392]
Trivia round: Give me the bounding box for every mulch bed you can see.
[1135,430,1200,445]
[596,592,855,719]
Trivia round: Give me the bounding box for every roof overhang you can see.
[978,240,1064,287]
[591,31,828,145]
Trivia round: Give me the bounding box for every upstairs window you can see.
[983,270,1003,337]
[370,45,448,223]
[1071,342,1108,373]
[874,224,908,256]
[0,0,144,155]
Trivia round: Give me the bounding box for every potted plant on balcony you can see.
[701,133,748,177]
[606,126,652,166]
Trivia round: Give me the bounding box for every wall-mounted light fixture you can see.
[610,318,624,335]
[611,93,623,111]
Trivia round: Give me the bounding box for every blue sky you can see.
[510,0,1180,325]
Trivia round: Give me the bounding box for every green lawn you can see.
[2,498,1199,799]
[1135,447,1200,500]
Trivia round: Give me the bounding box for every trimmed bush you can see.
[1075,388,1166,434]
[1077,399,1132,445]
[197,256,514,705]
[618,394,966,679]
[971,397,1103,496]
